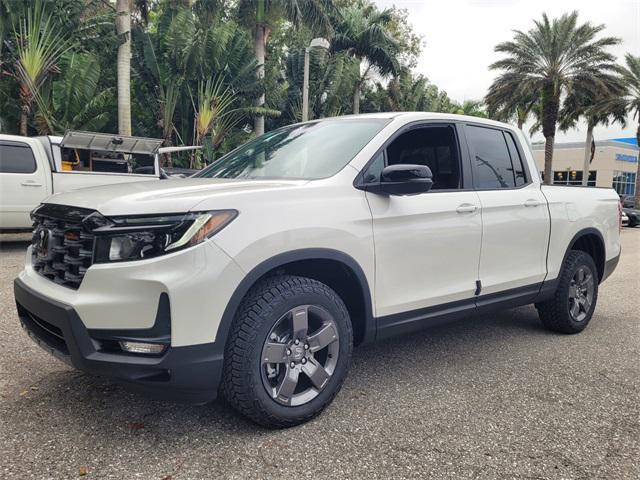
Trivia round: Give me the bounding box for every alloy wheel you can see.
[568,266,595,322]
[260,305,339,406]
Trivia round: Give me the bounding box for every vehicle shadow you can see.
[4,304,554,441]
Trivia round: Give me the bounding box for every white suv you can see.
[14,113,621,427]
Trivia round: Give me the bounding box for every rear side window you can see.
[504,132,527,186]
[0,143,37,173]
[466,125,516,189]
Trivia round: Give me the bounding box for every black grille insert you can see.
[31,204,96,289]
[18,304,70,355]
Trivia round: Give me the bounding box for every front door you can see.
[363,123,483,320]
[0,140,49,229]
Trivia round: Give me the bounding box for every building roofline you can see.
[531,140,639,152]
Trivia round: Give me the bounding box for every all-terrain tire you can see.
[221,275,353,428]
[536,250,599,334]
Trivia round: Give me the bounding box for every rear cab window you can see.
[0,142,37,174]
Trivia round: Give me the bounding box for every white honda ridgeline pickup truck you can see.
[14,113,621,428]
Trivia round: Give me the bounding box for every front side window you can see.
[466,125,517,189]
[362,124,462,190]
[0,143,37,174]
[195,119,388,180]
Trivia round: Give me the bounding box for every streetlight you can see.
[302,37,330,122]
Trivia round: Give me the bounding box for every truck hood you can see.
[45,178,308,216]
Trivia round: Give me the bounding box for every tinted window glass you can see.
[384,125,461,190]
[466,126,515,189]
[0,143,37,173]
[196,119,388,180]
[504,132,526,186]
[363,151,385,183]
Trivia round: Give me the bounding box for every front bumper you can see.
[15,278,223,403]
[18,239,245,347]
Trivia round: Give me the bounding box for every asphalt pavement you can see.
[0,230,638,479]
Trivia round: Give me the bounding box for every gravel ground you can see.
[0,230,638,480]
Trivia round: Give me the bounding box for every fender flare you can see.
[536,227,606,302]
[212,248,375,357]
[561,227,606,280]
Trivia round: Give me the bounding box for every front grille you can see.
[31,204,96,289]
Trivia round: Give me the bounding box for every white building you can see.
[531,138,638,196]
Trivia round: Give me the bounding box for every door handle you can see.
[456,203,478,213]
[21,181,43,187]
[524,199,542,207]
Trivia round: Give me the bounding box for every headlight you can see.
[92,210,237,263]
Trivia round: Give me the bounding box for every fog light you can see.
[119,341,167,355]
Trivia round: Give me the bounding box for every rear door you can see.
[464,124,549,296]
[0,139,50,229]
[363,123,482,324]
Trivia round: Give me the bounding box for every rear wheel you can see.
[222,275,353,428]
[536,250,598,334]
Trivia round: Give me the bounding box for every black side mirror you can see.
[369,164,433,195]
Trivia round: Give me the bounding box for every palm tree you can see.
[33,52,113,134]
[238,0,335,136]
[116,0,131,136]
[452,99,487,118]
[136,5,270,164]
[559,82,626,186]
[384,70,454,113]
[598,53,640,205]
[488,12,620,184]
[11,2,72,135]
[485,78,538,130]
[333,6,400,114]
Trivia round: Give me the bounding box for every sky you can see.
[376,0,640,144]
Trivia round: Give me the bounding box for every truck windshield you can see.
[194,119,389,180]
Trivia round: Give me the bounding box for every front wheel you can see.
[222,275,353,428]
[536,250,599,334]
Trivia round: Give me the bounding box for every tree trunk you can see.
[116,0,131,136]
[543,137,554,185]
[253,24,266,135]
[634,123,640,208]
[541,87,559,185]
[19,106,28,136]
[352,61,369,115]
[253,0,266,136]
[516,105,526,131]
[582,124,594,186]
[162,130,173,168]
[19,83,30,136]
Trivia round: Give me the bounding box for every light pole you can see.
[302,38,330,122]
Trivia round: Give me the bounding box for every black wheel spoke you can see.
[262,342,288,364]
[307,323,338,352]
[275,366,300,403]
[302,356,330,390]
[291,306,309,340]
